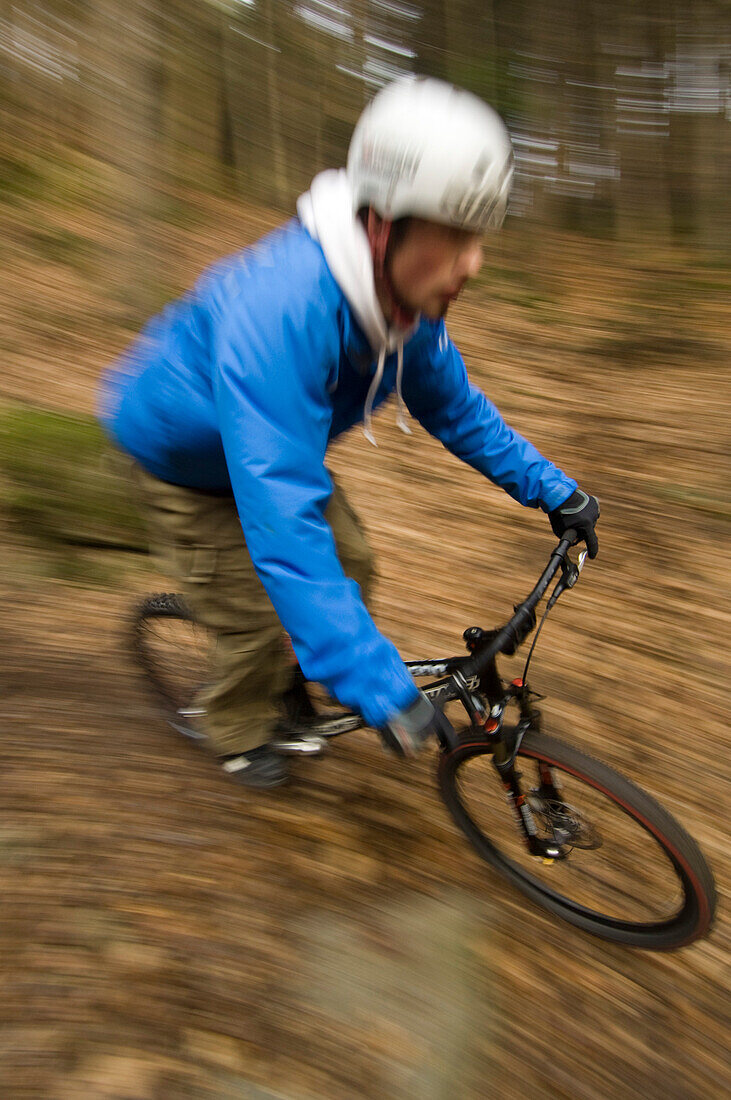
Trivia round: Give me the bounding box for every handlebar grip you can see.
[558,527,578,553]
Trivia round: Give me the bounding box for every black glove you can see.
[549,489,600,558]
[380,692,452,756]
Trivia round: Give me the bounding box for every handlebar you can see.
[464,528,580,677]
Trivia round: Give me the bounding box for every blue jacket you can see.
[99,213,576,728]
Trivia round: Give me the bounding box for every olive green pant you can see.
[132,463,374,755]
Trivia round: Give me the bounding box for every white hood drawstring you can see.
[363,341,411,446]
[363,346,386,447]
[297,169,418,446]
[394,341,412,436]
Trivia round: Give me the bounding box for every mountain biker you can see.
[99,76,599,789]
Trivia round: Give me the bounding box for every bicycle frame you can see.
[303,530,586,858]
[311,529,581,723]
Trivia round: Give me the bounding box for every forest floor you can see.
[0,174,729,1099]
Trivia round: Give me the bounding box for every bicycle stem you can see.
[463,528,578,680]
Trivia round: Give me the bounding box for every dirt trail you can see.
[1,213,729,1098]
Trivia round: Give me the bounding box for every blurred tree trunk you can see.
[221,0,289,207]
[263,0,288,206]
[220,8,248,190]
[418,0,449,81]
[614,0,672,240]
[158,0,223,186]
[82,0,161,319]
[215,9,236,178]
[555,0,616,236]
[665,2,730,251]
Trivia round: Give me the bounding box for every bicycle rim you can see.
[438,731,716,948]
[132,593,212,741]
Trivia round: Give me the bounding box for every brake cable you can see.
[520,548,588,685]
[520,600,551,685]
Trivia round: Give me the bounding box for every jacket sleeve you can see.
[402,324,576,511]
[213,296,419,729]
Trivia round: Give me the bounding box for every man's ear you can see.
[365,208,392,278]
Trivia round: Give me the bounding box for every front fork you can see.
[456,663,568,861]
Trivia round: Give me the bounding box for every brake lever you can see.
[563,547,588,588]
[547,547,588,609]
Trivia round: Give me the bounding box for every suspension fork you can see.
[443,656,566,860]
[474,665,566,862]
[493,738,567,860]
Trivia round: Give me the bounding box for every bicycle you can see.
[132,529,716,950]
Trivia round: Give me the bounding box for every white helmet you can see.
[347,76,514,233]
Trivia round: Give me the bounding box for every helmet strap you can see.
[365,208,417,330]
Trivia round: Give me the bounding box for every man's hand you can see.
[549,489,600,558]
[381,692,452,756]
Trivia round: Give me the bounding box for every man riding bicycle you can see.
[99,77,599,788]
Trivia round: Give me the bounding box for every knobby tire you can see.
[132,593,209,741]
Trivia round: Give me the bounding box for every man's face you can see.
[387,218,484,320]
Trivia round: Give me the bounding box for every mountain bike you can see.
[132,530,716,950]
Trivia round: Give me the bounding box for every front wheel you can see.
[438,731,716,949]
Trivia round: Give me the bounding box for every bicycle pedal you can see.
[270,736,327,756]
[172,720,208,742]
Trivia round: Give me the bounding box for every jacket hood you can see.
[296,169,416,355]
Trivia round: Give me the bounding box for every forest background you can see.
[0,3,729,1098]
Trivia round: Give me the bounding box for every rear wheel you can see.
[438,731,716,949]
[132,593,212,741]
